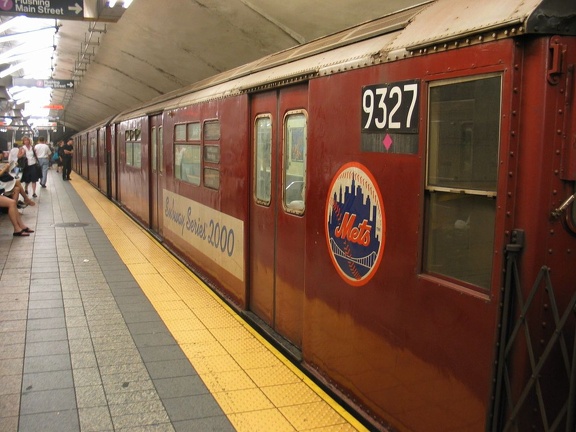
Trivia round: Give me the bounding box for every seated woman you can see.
[0,194,34,236]
[0,162,35,207]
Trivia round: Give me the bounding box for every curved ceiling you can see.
[2,0,424,133]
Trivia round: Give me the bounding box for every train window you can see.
[572,191,576,227]
[283,111,307,214]
[159,126,163,173]
[254,115,272,205]
[187,123,200,140]
[204,167,220,189]
[424,75,501,289]
[175,124,186,141]
[202,121,220,189]
[204,145,220,163]
[132,142,142,168]
[126,141,133,166]
[174,122,204,185]
[151,126,157,171]
[126,142,142,168]
[204,120,220,140]
[175,144,201,185]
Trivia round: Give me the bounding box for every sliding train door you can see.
[150,114,164,237]
[249,84,308,348]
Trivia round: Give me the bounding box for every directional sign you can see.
[13,78,74,90]
[44,79,75,89]
[0,0,84,20]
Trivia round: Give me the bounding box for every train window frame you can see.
[159,126,164,174]
[204,167,220,190]
[175,124,186,141]
[126,139,133,166]
[174,121,202,186]
[151,126,157,172]
[204,145,220,163]
[202,119,220,190]
[283,110,307,215]
[175,144,201,185]
[203,120,221,141]
[125,127,142,169]
[254,114,272,206]
[187,122,200,140]
[572,187,576,226]
[423,73,502,291]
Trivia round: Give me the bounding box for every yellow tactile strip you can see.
[70,177,367,432]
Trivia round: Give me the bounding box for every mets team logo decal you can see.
[325,162,385,286]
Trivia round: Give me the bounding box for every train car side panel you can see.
[248,84,308,347]
[492,34,576,430]
[98,126,107,194]
[303,40,518,431]
[117,117,150,226]
[160,96,249,307]
[72,2,576,430]
[78,133,87,178]
[87,130,98,186]
[149,113,164,237]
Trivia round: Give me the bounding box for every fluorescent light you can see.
[0,46,55,64]
[0,59,36,78]
[123,0,133,7]
[0,16,27,33]
[0,26,56,44]
[108,0,117,6]
[0,16,62,123]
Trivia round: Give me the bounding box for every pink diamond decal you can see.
[383,134,393,151]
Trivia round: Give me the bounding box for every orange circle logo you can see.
[325,162,385,286]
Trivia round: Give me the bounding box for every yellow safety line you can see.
[70,175,369,432]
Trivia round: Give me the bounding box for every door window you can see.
[424,75,501,289]
[283,111,307,214]
[254,115,272,205]
[151,126,157,171]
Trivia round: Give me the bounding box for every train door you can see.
[111,123,119,202]
[150,114,163,236]
[98,127,107,193]
[249,84,308,348]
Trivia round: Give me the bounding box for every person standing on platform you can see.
[54,140,64,173]
[8,143,23,178]
[62,138,74,181]
[21,136,40,198]
[34,136,51,188]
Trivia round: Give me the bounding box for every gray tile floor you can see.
[0,170,234,431]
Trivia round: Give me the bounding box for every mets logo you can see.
[325,162,385,286]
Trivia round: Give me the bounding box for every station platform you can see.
[0,169,369,432]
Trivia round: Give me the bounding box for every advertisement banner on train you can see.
[163,190,244,281]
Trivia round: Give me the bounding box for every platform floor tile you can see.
[70,175,368,432]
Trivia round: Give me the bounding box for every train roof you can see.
[110,0,575,124]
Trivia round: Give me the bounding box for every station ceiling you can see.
[2,0,424,133]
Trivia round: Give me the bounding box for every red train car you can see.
[74,1,576,430]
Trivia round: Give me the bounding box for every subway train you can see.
[72,0,576,430]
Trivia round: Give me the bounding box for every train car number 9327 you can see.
[361,79,420,133]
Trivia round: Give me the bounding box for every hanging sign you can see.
[0,0,84,20]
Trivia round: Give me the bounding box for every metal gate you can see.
[489,230,576,431]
